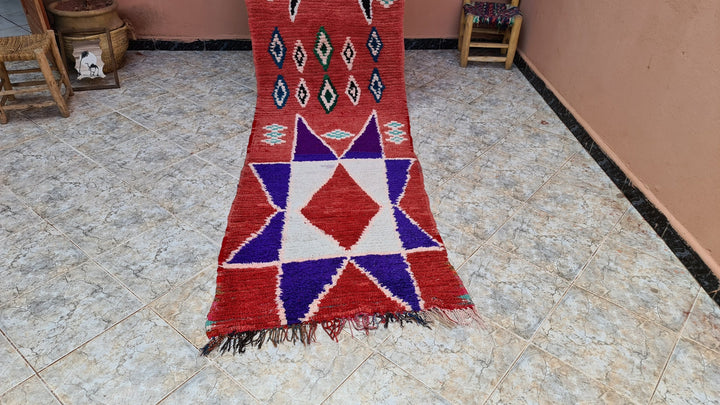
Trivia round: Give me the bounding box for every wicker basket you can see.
[62,23,129,74]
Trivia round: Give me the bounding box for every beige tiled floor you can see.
[1,48,719,404]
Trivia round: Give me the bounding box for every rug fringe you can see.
[201,307,480,356]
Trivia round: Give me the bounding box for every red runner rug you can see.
[203,0,478,355]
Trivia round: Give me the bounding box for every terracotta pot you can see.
[46,1,124,33]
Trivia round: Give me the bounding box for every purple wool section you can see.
[280,257,346,324]
[385,159,412,205]
[227,211,285,264]
[293,117,338,161]
[253,163,291,209]
[342,114,383,159]
[392,206,439,250]
[352,254,421,311]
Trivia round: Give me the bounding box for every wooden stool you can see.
[458,0,523,69]
[0,30,73,124]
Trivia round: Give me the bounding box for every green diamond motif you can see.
[318,75,338,114]
[314,27,333,71]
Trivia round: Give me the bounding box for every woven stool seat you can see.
[0,33,53,62]
[0,30,73,124]
[463,2,522,27]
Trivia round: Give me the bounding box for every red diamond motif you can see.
[301,164,380,249]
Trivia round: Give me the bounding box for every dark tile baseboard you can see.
[513,55,719,306]
[127,37,718,305]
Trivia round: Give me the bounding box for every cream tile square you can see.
[54,111,152,155]
[494,126,582,170]
[49,186,171,257]
[435,220,482,269]
[0,186,42,241]
[151,267,216,348]
[0,376,59,405]
[527,173,629,235]
[0,222,89,303]
[117,93,206,132]
[90,79,169,106]
[212,332,372,403]
[459,245,568,339]
[552,151,621,197]
[487,345,633,404]
[533,287,676,400]
[0,134,82,190]
[611,208,680,266]
[0,117,46,150]
[433,175,524,242]
[523,102,570,136]
[0,333,34,396]
[156,116,249,154]
[0,261,141,370]
[97,218,216,302]
[377,321,526,403]
[651,338,720,404]
[24,97,114,133]
[325,353,450,404]
[683,291,720,352]
[489,206,604,280]
[161,365,256,404]
[577,239,699,331]
[41,309,206,405]
[196,131,251,179]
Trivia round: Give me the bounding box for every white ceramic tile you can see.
[41,309,206,405]
[0,261,141,369]
[683,291,720,352]
[0,333,34,396]
[651,338,720,404]
[161,365,256,404]
[0,376,59,405]
[0,186,42,241]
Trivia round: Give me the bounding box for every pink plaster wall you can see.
[518,0,720,275]
[116,0,461,40]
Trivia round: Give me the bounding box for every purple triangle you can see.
[252,163,291,210]
[280,257,345,324]
[227,211,284,265]
[342,114,383,159]
[293,116,337,161]
[352,254,421,311]
[393,206,439,250]
[385,159,412,205]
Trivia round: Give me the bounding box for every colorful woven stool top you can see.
[203,0,479,355]
[464,2,522,26]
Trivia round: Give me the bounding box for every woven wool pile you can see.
[204,0,478,354]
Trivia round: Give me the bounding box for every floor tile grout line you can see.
[318,351,375,404]
[206,359,262,403]
[153,364,209,405]
[371,351,457,405]
[646,289,702,404]
[0,328,42,397]
[483,202,628,402]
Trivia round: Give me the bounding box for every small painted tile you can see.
[533,287,676,400]
[41,309,206,405]
[0,333,34,396]
[577,238,699,331]
[0,261,141,369]
[494,126,582,170]
[213,331,371,404]
[16,158,124,219]
[98,218,216,302]
[54,111,152,155]
[683,291,720,352]
[0,222,88,303]
[91,135,190,186]
[196,132,251,178]
[0,376,60,405]
[459,245,568,339]
[487,345,633,404]
[151,266,216,348]
[489,206,604,280]
[433,175,524,242]
[651,338,720,404]
[49,186,171,257]
[325,354,450,404]
[377,320,526,403]
[0,187,42,241]
[161,365,256,404]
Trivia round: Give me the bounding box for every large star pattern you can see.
[224,112,443,325]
